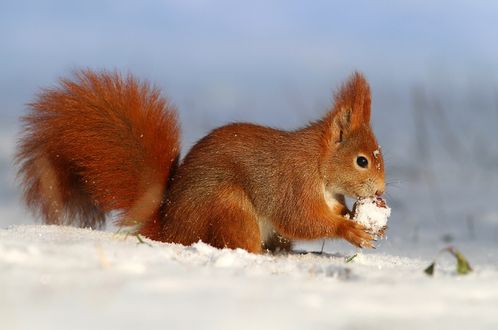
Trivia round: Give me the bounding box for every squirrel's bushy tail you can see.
[16,69,180,229]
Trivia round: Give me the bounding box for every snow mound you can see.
[353,197,391,233]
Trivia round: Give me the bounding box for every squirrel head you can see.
[320,72,385,199]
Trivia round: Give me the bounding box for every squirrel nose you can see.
[375,190,384,196]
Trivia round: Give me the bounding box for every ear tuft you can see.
[320,72,372,149]
[331,71,371,129]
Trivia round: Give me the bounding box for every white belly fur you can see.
[323,186,342,210]
[257,217,275,244]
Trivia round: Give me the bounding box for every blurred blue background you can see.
[1,0,498,250]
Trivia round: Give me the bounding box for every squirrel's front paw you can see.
[337,220,375,248]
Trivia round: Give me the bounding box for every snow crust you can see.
[1,225,498,330]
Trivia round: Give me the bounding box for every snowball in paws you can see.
[352,197,391,234]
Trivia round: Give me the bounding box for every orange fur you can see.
[17,70,385,253]
[16,70,180,228]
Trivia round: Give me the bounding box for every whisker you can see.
[386,184,402,191]
[386,182,403,188]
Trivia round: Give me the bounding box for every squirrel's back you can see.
[16,70,180,228]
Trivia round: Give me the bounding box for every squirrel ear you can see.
[329,72,371,135]
[329,107,352,144]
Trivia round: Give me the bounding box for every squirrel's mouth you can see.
[354,190,378,200]
[325,183,375,200]
[353,180,383,199]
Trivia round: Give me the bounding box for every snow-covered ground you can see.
[1,224,498,330]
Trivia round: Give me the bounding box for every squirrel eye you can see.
[356,156,368,168]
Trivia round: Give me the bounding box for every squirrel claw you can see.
[338,220,376,249]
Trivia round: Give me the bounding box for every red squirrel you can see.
[16,70,385,253]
